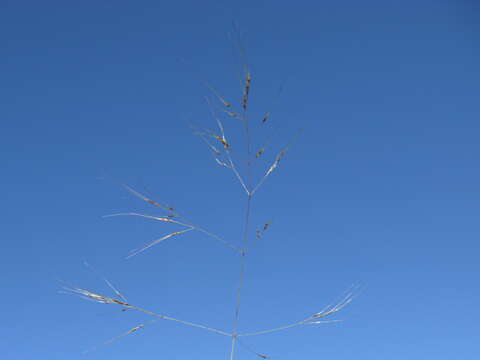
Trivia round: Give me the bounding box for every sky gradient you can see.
[1,1,479,359]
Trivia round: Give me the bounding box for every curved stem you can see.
[238,320,307,337]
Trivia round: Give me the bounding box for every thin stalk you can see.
[238,320,307,337]
[244,117,252,189]
[227,153,250,196]
[176,214,242,253]
[230,66,253,360]
[229,194,252,360]
[238,319,342,337]
[126,303,231,336]
[193,224,241,252]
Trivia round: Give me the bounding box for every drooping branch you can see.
[238,286,357,337]
[63,285,231,337]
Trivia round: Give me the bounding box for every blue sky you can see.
[1,1,479,359]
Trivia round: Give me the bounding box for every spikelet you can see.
[123,185,175,214]
[261,111,270,124]
[265,149,288,177]
[224,110,241,119]
[205,83,232,108]
[306,286,359,323]
[261,81,285,124]
[104,212,177,223]
[256,221,272,241]
[195,127,231,150]
[84,319,160,354]
[201,136,222,156]
[126,228,194,259]
[242,71,251,110]
[63,285,131,307]
[255,148,265,158]
[212,134,230,149]
[83,261,129,304]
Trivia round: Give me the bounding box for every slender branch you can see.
[104,212,194,228]
[121,184,244,250]
[226,152,250,196]
[84,318,161,354]
[157,312,231,337]
[250,147,288,196]
[64,286,231,337]
[251,130,302,196]
[242,111,252,191]
[250,175,267,196]
[239,319,342,337]
[127,228,195,258]
[193,223,241,252]
[104,212,240,252]
[83,261,129,303]
[205,96,250,195]
[122,184,178,216]
[129,303,232,336]
[238,320,305,337]
[239,286,358,337]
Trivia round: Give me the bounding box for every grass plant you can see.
[64,30,357,359]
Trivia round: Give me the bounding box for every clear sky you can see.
[1,1,479,359]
